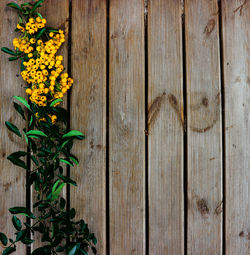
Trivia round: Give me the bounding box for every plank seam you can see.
[106,0,110,254]
[182,1,188,254]
[218,1,226,254]
[144,1,149,255]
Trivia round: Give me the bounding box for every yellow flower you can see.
[30,38,36,44]
[26,88,32,95]
[28,53,33,58]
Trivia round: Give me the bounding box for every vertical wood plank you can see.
[71,1,107,254]
[185,0,223,254]
[222,1,250,254]
[31,0,69,250]
[109,0,145,254]
[0,1,27,254]
[148,0,184,254]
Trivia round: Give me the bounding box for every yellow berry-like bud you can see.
[26,88,32,95]
[28,53,33,58]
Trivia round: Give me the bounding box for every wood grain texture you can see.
[0,1,27,254]
[71,0,107,254]
[221,1,250,254]
[185,0,223,254]
[31,0,69,251]
[148,0,184,254]
[109,0,145,254]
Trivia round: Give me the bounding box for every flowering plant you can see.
[0,1,97,254]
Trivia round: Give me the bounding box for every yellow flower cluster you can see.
[13,17,73,124]
[13,38,33,54]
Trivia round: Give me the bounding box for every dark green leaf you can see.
[15,230,27,242]
[13,96,31,111]
[8,56,19,61]
[31,245,51,255]
[6,2,22,10]
[91,247,97,254]
[2,246,16,255]
[50,98,62,107]
[0,232,8,246]
[1,47,16,56]
[21,237,34,245]
[60,197,66,210]
[31,155,39,166]
[59,158,73,167]
[9,207,36,219]
[7,154,28,170]
[5,121,21,137]
[12,216,22,231]
[69,208,76,219]
[58,174,77,186]
[31,0,44,13]
[35,28,46,39]
[14,102,25,120]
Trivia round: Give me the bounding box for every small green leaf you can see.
[14,102,25,120]
[59,159,73,167]
[69,155,79,165]
[31,245,51,255]
[36,12,43,19]
[91,246,97,255]
[50,98,62,107]
[15,230,27,242]
[59,197,66,210]
[26,130,47,137]
[7,154,28,170]
[7,2,22,10]
[3,246,16,255]
[23,130,29,144]
[67,243,81,255]
[12,216,22,231]
[58,174,77,186]
[62,130,85,139]
[13,96,31,111]
[1,47,16,56]
[5,121,22,137]
[0,232,8,246]
[69,208,76,219]
[51,181,65,201]
[35,27,46,39]
[31,0,44,13]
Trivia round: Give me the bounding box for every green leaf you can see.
[7,154,28,170]
[5,121,21,137]
[50,98,63,107]
[21,3,33,8]
[29,115,34,127]
[23,130,29,144]
[91,247,97,255]
[6,2,22,10]
[8,56,19,61]
[69,208,76,219]
[14,102,25,120]
[9,207,36,219]
[31,155,39,166]
[69,155,79,165]
[59,197,66,210]
[21,237,34,245]
[62,130,85,139]
[1,47,16,56]
[13,96,31,111]
[67,243,80,255]
[15,230,27,242]
[36,12,43,19]
[2,246,16,255]
[31,245,51,255]
[31,0,44,13]
[51,181,65,201]
[26,130,47,137]
[58,174,77,186]
[0,232,8,246]
[92,236,97,245]
[59,159,73,167]
[12,216,22,231]
[35,27,46,39]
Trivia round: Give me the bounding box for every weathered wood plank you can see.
[71,0,107,254]
[148,0,184,254]
[31,0,69,251]
[0,1,27,254]
[221,1,250,254]
[185,0,223,254]
[109,0,145,254]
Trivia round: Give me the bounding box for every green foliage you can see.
[1,1,97,254]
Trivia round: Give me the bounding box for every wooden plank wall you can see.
[0,1,249,254]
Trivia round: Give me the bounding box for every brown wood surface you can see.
[109,0,145,254]
[30,0,69,251]
[222,1,250,254]
[71,0,107,254]
[148,0,184,254]
[185,0,223,254]
[0,1,27,254]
